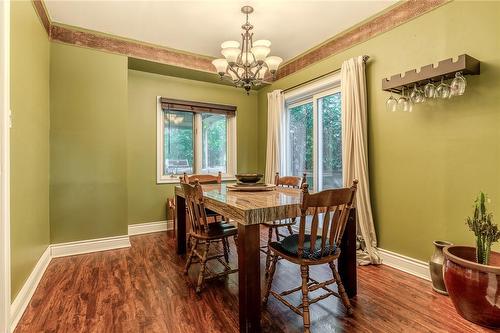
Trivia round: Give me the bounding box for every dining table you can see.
[175,183,357,333]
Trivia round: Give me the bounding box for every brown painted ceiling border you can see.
[32,0,50,35]
[275,0,449,80]
[32,0,449,81]
[49,24,215,73]
[32,0,216,73]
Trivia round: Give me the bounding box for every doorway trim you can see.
[0,1,11,332]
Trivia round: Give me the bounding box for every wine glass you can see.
[410,84,425,103]
[386,91,397,112]
[424,80,436,99]
[436,77,451,99]
[450,71,467,96]
[397,87,411,112]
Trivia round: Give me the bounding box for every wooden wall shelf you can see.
[382,54,480,93]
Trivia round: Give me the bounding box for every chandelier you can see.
[212,6,283,94]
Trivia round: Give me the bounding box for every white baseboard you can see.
[378,248,431,281]
[10,246,51,332]
[50,235,131,258]
[128,220,173,236]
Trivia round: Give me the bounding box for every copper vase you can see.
[429,240,452,295]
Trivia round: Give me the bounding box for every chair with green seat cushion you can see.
[263,180,358,333]
[180,179,238,294]
[270,234,337,260]
[182,172,232,255]
[261,172,307,277]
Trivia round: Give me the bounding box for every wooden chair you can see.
[182,172,231,253]
[182,171,225,223]
[182,171,222,185]
[181,179,238,293]
[261,172,307,275]
[263,180,358,333]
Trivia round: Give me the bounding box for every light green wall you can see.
[127,70,259,224]
[257,1,500,261]
[50,43,128,243]
[10,1,50,299]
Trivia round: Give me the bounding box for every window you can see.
[157,97,237,183]
[284,74,342,191]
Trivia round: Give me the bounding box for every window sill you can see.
[157,175,237,185]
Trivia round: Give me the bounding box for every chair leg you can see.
[300,265,311,333]
[274,226,281,242]
[196,241,211,293]
[184,237,198,275]
[264,226,273,278]
[289,217,296,235]
[262,254,278,306]
[329,261,353,315]
[222,238,229,264]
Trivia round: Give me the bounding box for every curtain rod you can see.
[281,55,369,94]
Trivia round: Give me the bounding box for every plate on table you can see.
[227,183,276,191]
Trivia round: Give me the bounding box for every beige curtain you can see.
[341,56,382,265]
[265,90,284,184]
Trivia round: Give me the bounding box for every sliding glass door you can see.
[285,88,342,191]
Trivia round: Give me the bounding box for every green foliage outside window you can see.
[288,92,342,189]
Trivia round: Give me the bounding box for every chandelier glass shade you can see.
[212,6,283,94]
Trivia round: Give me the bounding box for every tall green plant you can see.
[466,192,500,265]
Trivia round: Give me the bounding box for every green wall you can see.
[10,1,50,299]
[10,0,500,300]
[50,43,128,243]
[257,1,500,261]
[127,70,259,224]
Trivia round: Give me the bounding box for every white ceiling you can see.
[45,0,397,62]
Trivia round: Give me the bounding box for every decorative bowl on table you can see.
[235,173,263,184]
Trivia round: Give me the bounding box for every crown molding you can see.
[275,0,449,80]
[49,24,215,73]
[32,0,449,81]
[31,0,216,74]
[32,0,50,35]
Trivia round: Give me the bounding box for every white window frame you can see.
[156,97,237,184]
[283,72,341,191]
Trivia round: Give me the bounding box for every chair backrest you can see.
[297,180,358,259]
[183,171,222,185]
[275,172,307,188]
[180,179,209,233]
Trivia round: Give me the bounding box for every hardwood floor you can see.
[15,231,495,333]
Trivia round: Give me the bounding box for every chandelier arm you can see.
[221,74,240,85]
[238,33,245,66]
[227,65,242,82]
[244,31,249,77]
[249,63,261,80]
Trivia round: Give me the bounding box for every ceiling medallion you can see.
[212,6,283,94]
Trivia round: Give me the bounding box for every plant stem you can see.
[476,235,483,264]
[484,239,492,265]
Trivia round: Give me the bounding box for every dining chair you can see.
[182,171,224,221]
[263,180,358,333]
[183,171,222,185]
[182,172,232,255]
[261,172,306,276]
[181,179,238,293]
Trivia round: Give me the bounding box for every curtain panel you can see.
[265,90,284,184]
[341,56,382,265]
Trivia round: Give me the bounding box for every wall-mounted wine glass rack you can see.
[382,54,480,93]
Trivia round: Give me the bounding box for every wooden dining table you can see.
[175,183,357,333]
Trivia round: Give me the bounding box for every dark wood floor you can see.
[15,231,495,333]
